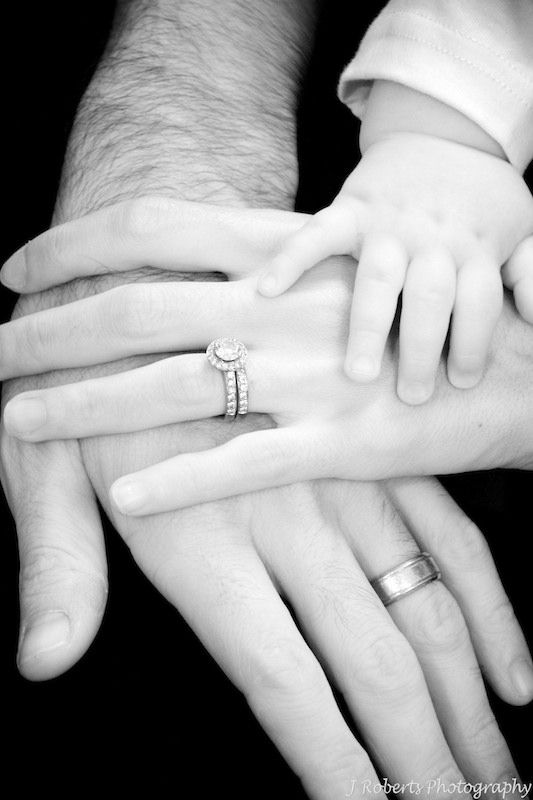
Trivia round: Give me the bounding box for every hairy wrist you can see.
[55,0,316,222]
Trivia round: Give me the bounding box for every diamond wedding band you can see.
[206,338,249,420]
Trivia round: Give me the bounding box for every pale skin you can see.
[256,81,533,405]
[1,0,532,795]
[4,200,529,798]
[2,199,532,512]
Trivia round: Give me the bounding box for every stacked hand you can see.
[1,197,533,795]
[1,199,532,515]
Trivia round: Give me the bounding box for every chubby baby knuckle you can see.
[408,586,469,653]
[116,195,179,240]
[360,259,402,286]
[413,278,454,307]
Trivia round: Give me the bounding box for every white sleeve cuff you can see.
[338,4,533,171]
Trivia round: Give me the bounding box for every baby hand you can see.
[258,133,533,404]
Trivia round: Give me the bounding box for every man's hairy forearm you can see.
[55,0,316,223]
[5,0,315,392]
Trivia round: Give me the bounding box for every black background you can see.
[1,1,531,795]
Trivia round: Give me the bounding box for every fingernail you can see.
[111,479,148,514]
[449,368,482,390]
[4,397,47,437]
[347,356,378,381]
[398,381,432,405]
[257,273,279,296]
[511,658,533,701]
[18,611,70,666]
[1,245,27,290]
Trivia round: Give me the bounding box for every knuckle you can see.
[244,636,323,702]
[240,437,298,482]
[408,586,469,653]
[116,195,179,240]
[465,711,505,757]
[29,225,67,274]
[168,358,208,408]
[19,314,52,366]
[349,628,421,697]
[418,762,464,789]
[413,278,454,306]
[483,595,518,637]
[104,283,166,341]
[20,543,107,610]
[306,747,371,794]
[439,518,490,569]
[360,259,402,286]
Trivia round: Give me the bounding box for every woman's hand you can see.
[1,198,532,515]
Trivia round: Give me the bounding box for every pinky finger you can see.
[448,258,503,389]
[110,427,325,515]
[257,201,361,297]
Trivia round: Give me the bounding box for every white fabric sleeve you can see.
[338,0,533,171]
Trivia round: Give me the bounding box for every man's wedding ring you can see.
[371,552,441,606]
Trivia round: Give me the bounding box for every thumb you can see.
[2,435,107,681]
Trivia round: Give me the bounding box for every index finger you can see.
[0,197,307,293]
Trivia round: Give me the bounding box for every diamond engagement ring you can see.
[206,338,249,420]
[370,552,441,606]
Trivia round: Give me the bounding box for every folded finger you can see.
[345,234,408,381]
[448,258,503,389]
[398,249,456,404]
[0,197,306,292]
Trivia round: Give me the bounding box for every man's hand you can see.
[1,0,530,795]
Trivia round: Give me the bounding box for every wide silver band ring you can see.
[206,338,249,420]
[371,552,441,607]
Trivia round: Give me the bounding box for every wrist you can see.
[54,0,314,223]
[359,80,507,162]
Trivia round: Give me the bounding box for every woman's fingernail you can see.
[511,658,533,700]
[4,397,47,436]
[18,611,71,666]
[347,356,378,380]
[111,479,148,514]
[258,273,279,296]
[1,245,27,290]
